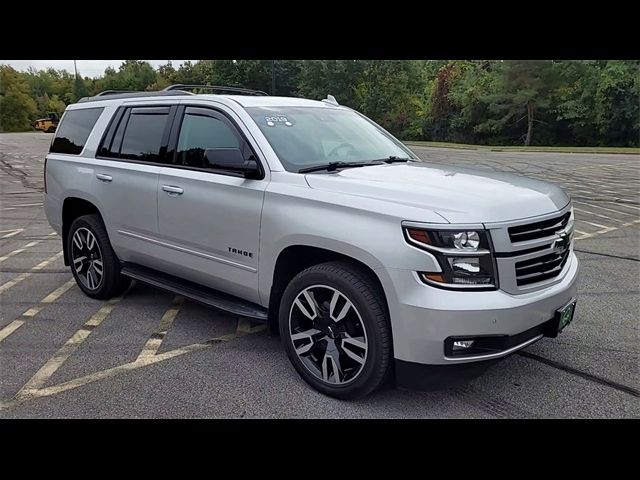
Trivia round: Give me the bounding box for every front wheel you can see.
[67,214,130,299]
[279,262,392,400]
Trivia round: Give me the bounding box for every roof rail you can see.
[163,84,269,96]
[95,90,138,97]
[77,90,194,103]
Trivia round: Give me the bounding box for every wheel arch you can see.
[266,244,391,335]
[61,196,104,266]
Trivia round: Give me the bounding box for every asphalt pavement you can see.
[0,132,638,418]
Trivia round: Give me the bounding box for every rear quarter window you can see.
[50,108,104,155]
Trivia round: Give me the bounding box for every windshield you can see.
[246,106,413,172]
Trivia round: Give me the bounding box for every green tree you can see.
[298,60,366,107]
[0,66,37,131]
[476,60,558,145]
[354,60,427,139]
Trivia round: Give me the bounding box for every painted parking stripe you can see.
[0,232,57,264]
[573,229,593,240]
[9,332,239,407]
[136,295,184,361]
[0,279,76,343]
[0,251,64,294]
[17,296,124,395]
[573,201,635,216]
[2,315,268,409]
[580,221,618,235]
[574,207,627,222]
[0,229,24,239]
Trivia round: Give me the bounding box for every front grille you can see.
[508,212,571,243]
[515,246,571,286]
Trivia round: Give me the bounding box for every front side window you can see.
[176,110,240,169]
[50,107,104,155]
[246,106,411,172]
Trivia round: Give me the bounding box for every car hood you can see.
[304,162,570,224]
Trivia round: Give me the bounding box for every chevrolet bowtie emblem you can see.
[553,231,570,251]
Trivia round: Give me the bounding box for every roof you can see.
[221,95,335,108]
[73,94,338,112]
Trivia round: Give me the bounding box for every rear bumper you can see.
[381,252,579,365]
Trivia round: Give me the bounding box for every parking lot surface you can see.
[0,132,638,418]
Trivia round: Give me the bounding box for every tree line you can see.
[1,60,638,146]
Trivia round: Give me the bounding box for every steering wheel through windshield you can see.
[327,142,357,159]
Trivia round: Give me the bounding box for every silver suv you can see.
[44,85,579,399]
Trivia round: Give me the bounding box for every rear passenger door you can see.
[95,105,175,265]
[156,105,268,303]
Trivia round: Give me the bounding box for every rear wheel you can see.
[67,214,130,299]
[279,261,391,400]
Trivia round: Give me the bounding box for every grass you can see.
[403,141,640,155]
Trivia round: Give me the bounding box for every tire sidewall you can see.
[67,215,119,299]
[279,265,389,399]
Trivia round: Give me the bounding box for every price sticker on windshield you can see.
[265,115,294,127]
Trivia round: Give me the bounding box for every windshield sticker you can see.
[265,115,294,127]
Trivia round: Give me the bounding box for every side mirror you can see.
[203,148,260,178]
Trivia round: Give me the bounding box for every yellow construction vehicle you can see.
[34,112,59,133]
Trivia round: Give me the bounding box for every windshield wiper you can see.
[378,156,413,163]
[298,156,412,174]
[299,161,373,173]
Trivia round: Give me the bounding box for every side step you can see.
[120,263,268,321]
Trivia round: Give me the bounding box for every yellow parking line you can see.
[0,251,64,294]
[236,317,267,336]
[580,220,618,235]
[0,232,57,264]
[0,228,24,239]
[574,207,626,222]
[17,296,123,395]
[136,295,184,361]
[621,219,640,227]
[10,332,239,407]
[573,201,635,217]
[1,314,264,409]
[0,241,40,263]
[0,279,76,343]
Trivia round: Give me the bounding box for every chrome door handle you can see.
[162,185,184,195]
[96,173,112,182]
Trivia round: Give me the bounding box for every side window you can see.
[119,107,170,163]
[176,111,240,169]
[50,108,104,155]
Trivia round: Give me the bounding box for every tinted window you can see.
[119,108,169,163]
[50,108,104,155]
[176,112,239,169]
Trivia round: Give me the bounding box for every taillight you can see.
[44,157,48,194]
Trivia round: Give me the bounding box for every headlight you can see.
[404,227,497,290]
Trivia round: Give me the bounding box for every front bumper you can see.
[380,251,579,366]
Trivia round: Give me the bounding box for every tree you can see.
[298,60,366,107]
[0,66,37,131]
[354,60,426,139]
[476,60,558,145]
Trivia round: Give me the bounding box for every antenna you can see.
[322,94,339,106]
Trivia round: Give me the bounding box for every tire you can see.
[66,214,130,299]
[279,261,392,400]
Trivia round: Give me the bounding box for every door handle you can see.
[162,185,184,196]
[96,173,112,182]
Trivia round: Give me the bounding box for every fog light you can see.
[453,340,475,350]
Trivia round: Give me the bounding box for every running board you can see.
[120,263,268,321]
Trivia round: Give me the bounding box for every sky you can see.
[0,60,191,78]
